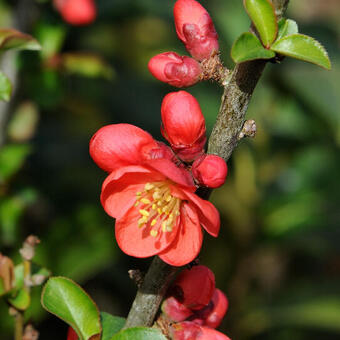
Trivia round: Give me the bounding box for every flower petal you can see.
[115,206,180,258]
[146,158,195,188]
[101,165,164,219]
[181,189,220,237]
[90,124,158,172]
[159,203,202,266]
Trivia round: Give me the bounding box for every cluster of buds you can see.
[149,0,223,88]
[161,265,230,340]
[53,0,97,26]
[161,90,227,188]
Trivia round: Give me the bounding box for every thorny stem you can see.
[124,0,290,329]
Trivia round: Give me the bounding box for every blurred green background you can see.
[0,0,339,339]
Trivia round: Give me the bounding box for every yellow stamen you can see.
[150,230,158,237]
[139,209,149,217]
[141,198,151,204]
[151,219,157,226]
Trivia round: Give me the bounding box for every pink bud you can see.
[199,326,231,340]
[174,265,215,310]
[170,322,202,340]
[162,296,194,322]
[54,0,96,26]
[148,52,201,88]
[161,91,206,162]
[174,0,219,61]
[192,154,227,188]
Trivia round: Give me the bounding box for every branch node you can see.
[238,119,257,140]
[200,53,230,86]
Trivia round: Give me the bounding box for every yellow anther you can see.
[150,230,158,237]
[151,219,157,226]
[136,192,142,196]
[153,192,161,200]
[162,221,167,232]
[157,208,162,214]
[152,204,157,210]
[134,201,140,207]
[157,201,163,206]
[141,198,151,204]
[144,183,154,191]
[138,217,147,227]
[166,226,173,232]
[165,195,172,202]
[139,209,149,217]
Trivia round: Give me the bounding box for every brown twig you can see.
[124,0,290,329]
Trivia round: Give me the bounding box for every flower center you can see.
[134,181,181,237]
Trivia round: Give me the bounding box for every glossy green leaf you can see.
[244,0,278,47]
[277,18,298,40]
[8,288,30,310]
[111,327,167,340]
[270,34,331,70]
[101,312,125,340]
[0,144,31,182]
[0,71,12,101]
[0,29,41,51]
[231,32,275,63]
[41,277,101,340]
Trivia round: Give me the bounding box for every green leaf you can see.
[41,277,101,340]
[101,312,125,340]
[0,29,41,51]
[0,71,12,101]
[244,0,278,47]
[61,53,114,80]
[14,263,50,290]
[111,327,167,340]
[270,34,331,70]
[277,18,298,40]
[8,288,31,310]
[0,144,31,183]
[231,32,275,63]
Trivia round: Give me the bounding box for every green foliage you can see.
[41,277,102,340]
[101,312,125,340]
[8,288,30,310]
[243,0,278,47]
[0,71,12,101]
[277,18,298,40]
[0,29,40,51]
[271,34,331,70]
[231,32,275,63]
[111,327,167,340]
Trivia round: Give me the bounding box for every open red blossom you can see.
[173,265,215,310]
[67,327,78,340]
[161,91,206,162]
[148,52,201,88]
[171,322,231,340]
[90,124,220,266]
[54,0,96,26]
[192,154,228,188]
[174,0,219,61]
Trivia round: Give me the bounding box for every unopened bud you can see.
[54,0,96,26]
[174,0,219,61]
[170,322,202,340]
[161,91,206,162]
[173,265,215,310]
[148,52,201,88]
[162,296,194,322]
[192,154,227,188]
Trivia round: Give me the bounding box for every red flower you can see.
[54,0,96,26]
[161,91,206,162]
[67,327,78,340]
[171,322,231,340]
[192,154,228,188]
[148,52,201,88]
[90,124,220,266]
[174,0,219,61]
[162,296,194,322]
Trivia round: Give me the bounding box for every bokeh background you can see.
[0,0,340,339]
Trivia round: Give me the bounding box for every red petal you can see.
[181,189,220,237]
[204,289,229,329]
[146,158,195,188]
[199,326,231,340]
[67,327,78,340]
[115,206,180,258]
[162,296,193,322]
[90,124,158,172]
[59,0,96,26]
[101,165,164,219]
[159,203,202,266]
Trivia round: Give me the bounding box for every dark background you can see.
[0,0,340,339]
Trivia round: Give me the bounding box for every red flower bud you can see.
[162,296,194,322]
[148,52,201,88]
[199,326,231,340]
[161,91,206,162]
[174,265,215,310]
[192,154,227,188]
[174,0,219,61]
[67,327,78,340]
[54,0,96,26]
